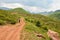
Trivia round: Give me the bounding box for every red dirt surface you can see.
[0,17,25,40]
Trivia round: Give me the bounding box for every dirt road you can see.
[0,17,25,40]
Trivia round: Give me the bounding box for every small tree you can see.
[36,21,41,27]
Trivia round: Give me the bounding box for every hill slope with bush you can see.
[0,8,60,40]
[48,10,60,20]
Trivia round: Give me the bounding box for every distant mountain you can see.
[37,11,53,15]
[49,10,60,20]
[10,8,30,14]
[40,12,48,15]
[0,7,11,10]
[55,10,60,12]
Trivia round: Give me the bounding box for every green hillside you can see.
[0,8,60,40]
[9,8,30,14]
[20,13,60,40]
[0,9,20,25]
[49,10,60,20]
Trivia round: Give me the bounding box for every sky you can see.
[0,0,60,13]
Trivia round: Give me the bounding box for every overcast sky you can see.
[0,0,60,13]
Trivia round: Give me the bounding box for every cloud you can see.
[0,3,46,13]
[23,6,47,13]
[0,3,24,8]
[47,0,60,11]
[0,0,60,13]
[0,0,52,9]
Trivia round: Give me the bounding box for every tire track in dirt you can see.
[0,17,25,40]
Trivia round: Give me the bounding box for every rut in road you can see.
[0,17,25,40]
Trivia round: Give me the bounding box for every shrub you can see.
[0,20,6,25]
[36,21,41,27]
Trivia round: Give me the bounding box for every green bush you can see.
[36,21,41,27]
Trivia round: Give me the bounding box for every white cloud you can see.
[0,3,24,8]
[0,0,60,13]
[47,0,60,11]
[0,3,46,13]
[24,6,47,13]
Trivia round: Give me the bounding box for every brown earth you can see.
[0,17,25,40]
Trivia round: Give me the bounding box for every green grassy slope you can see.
[0,8,60,40]
[9,8,30,14]
[0,9,20,25]
[49,10,60,21]
[20,13,60,40]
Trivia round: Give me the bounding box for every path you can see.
[0,17,25,40]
